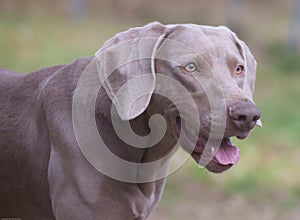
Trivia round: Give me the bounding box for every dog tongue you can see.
[214,140,240,165]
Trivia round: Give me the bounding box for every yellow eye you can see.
[235,65,244,75]
[184,63,196,72]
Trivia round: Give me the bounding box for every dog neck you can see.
[95,89,171,218]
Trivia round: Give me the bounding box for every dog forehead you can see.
[166,24,236,56]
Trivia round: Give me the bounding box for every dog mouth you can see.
[175,117,240,173]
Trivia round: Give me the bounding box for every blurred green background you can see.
[1,0,300,219]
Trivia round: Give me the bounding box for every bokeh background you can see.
[1,0,300,219]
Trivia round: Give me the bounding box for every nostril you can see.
[253,115,260,121]
[229,101,261,130]
[237,115,246,121]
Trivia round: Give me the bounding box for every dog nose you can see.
[228,99,261,131]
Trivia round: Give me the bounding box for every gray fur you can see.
[0,22,260,220]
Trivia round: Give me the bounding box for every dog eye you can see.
[183,63,196,72]
[235,65,244,75]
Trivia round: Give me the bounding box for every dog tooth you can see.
[211,147,215,154]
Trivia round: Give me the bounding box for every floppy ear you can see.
[95,22,168,120]
[231,32,262,127]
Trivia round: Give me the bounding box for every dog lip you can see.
[175,117,203,152]
[236,132,250,140]
[190,151,233,173]
[175,117,239,172]
[205,160,233,173]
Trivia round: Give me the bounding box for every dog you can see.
[0,22,261,219]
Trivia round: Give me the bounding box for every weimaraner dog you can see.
[0,22,261,219]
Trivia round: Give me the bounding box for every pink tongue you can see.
[215,142,240,165]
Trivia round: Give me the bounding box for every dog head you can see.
[95,22,261,173]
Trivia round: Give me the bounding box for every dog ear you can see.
[231,32,262,127]
[95,22,168,120]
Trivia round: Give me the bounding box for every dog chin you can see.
[191,152,233,173]
[175,117,240,173]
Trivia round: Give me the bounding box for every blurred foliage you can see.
[268,42,300,75]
